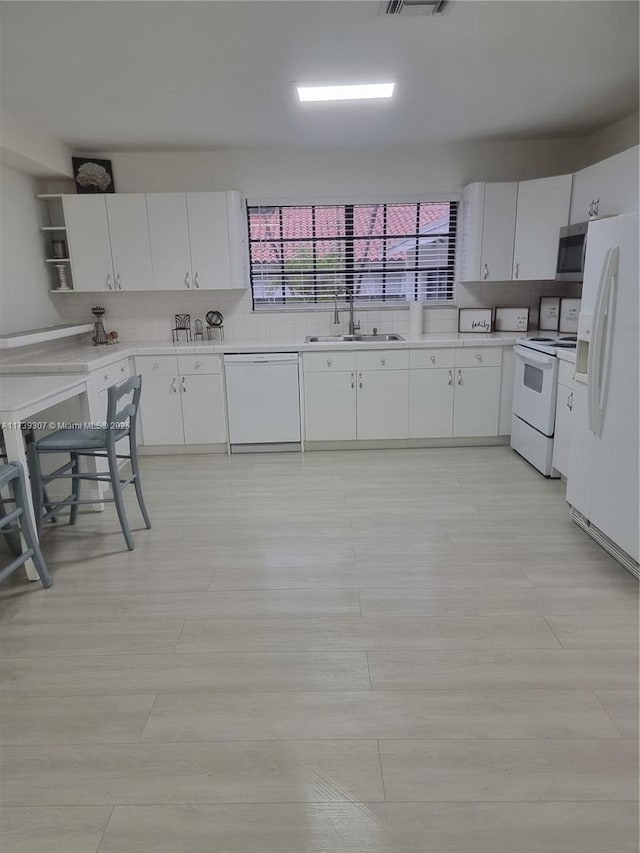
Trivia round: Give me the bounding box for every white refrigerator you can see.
[566,212,639,577]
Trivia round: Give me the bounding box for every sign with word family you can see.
[458,308,493,333]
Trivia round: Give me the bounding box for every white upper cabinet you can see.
[512,174,572,280]
[146,193,193,291]
[569,145,639,224]
[105,194,154,291]
[186,191,247,290]
[63,196,114,292]
[458,182,518,282]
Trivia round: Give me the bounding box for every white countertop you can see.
[0,373,88,417]
[0,332,523,375]
[557,349,577,365]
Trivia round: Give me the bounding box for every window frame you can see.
[246,196,460,312]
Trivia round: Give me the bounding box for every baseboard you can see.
[231,443,301,454]
[304,436,509,451]
[138,443,228,456]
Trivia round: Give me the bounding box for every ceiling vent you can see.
[383,0,448,15]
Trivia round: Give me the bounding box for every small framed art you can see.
[494,306,530,333]
[559,298,581,334]
[539,296,560,331]
[72,157,115,194]
[458,308,493,333]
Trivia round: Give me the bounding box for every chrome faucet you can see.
[333,289,360,336]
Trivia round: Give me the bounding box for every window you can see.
[247,201,457,309]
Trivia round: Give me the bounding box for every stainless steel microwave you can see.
[556,221,588,282]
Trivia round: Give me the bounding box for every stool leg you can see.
[0,495,22,557]
[69,453,80,526]
[12,467,51,589]
[108,447,134,551]
[24,435,44,536]
[130,442,151,530]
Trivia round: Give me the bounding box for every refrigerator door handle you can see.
[587,246,618,437]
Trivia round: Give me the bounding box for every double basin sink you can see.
[305,334,405,343]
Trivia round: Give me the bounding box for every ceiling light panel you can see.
[296,83,395,103]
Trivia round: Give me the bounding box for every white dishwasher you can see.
[224,353,301,450]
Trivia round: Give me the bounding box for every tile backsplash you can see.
[52,281,581,344]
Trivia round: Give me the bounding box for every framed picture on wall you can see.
[495,306,530,333]
[72,157,115,194]
[559,298,581,333]
[458,308,493,333]
[539,296,560,331]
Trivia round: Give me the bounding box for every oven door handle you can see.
[513,346,556,368]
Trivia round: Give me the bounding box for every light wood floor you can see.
[1,446,638,853]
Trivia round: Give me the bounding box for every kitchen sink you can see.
[305,333,405,343]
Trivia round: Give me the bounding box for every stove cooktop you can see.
[517,335,577,355]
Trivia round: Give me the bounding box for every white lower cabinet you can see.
[552,361,576,477]
[408,368,454,438]
[357,370,409,440]
[452,366,501,437]
[181,373,227,444]
[304,371,356,441]
[136,355,226,446]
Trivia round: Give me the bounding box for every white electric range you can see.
[510,335,577,476]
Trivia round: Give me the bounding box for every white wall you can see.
[0,165,64,335]
[577,111,639,169]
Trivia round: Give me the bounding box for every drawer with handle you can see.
[135,355,179,377]
[92,358,132,393]
[303,351,356,372]
[177,354,222,374]
[409,348,456,369]
[454,347,502,368]
[356,349,409,371]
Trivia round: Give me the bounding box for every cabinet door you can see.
[453,367,501,437]
[551,383,573,477]
[357,370,409,440]
[138,374,184,445]
[569,146,639,224]
[481,183,518,281]
[304,371,356,441]
[63,196,114,292]
[105,194,153,291]
[146,193,192,291]
[186,192,232,291]
[408,368,454,438]
[512,174,572,280]
[180,373,227,444]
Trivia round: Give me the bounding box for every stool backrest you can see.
[106,375,143,447]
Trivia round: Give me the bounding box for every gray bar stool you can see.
[26,375,151,551]
[0,434,22,556]
[0,462,52,588]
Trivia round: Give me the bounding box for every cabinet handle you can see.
[120,367,126,373]
[195,362,201,368]
[380,357,386,366]
[588,200,594,217]
[430,355,436,363]
[514,262,519,279]
[358,372,363,389]
[194,272,200,289]
[448,369,452,386]
[116,273,122,290]
[104,374,109,382]
[457,369,462,386]
[327,359,332,367]
[594,198,599,216]
[171,377,177,393]
[482,263,489,280]
[567,391,573,411]
[350,372,355,389]
[153,363,159,369]
[181,377,187,393]
[185,272,191,288]
[106,273,113,290]
[476,353,482,361]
